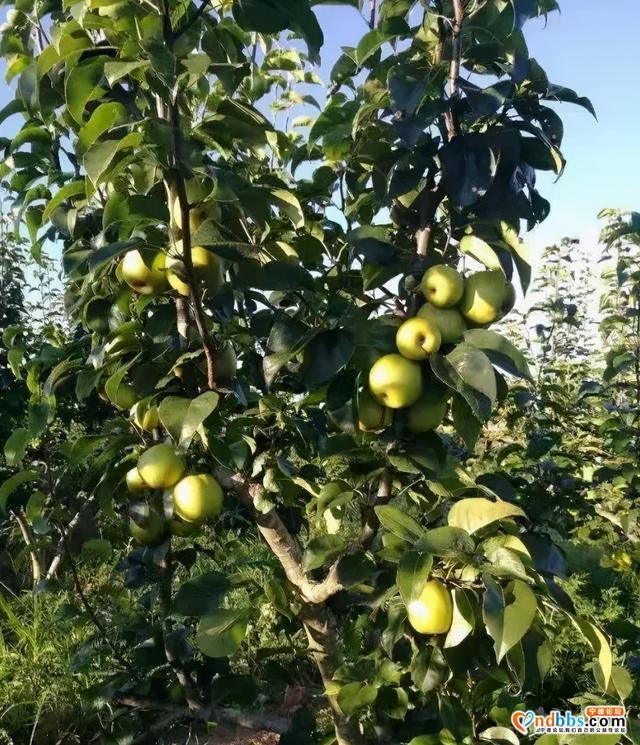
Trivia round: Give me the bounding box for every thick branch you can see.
[116,695,290,734]
[11,510,41,585]
[215,468,343,604]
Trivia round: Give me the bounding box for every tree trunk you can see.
[300,604,364,745]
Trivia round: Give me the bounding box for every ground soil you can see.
[209,726,279,744]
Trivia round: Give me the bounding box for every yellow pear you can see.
[416,304,466,344]
[137,444,185,490]
[166,242,224,297]
[121,250,168,295]
[132,401,160,432]
[368,354,422,410]
[407,394,448,434]
[126,467,147,494]
[460,270,511,326]
[172,474,223,523]
[420,264,465,308]
[357,389,393,432]
[407,580,453,634]
[172,196,220,235]
[129,508,167,545]
[497,282,516,320]
[396,317,441,361]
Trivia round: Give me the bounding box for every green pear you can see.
[396,317,441,360]
[419,264,465,308]
[132,401,160,432]
[497,282,516,320]
[407,393,448,434]
[137,444,185,490]
[110,382,137,410]
[126,467,147,494]
[416,304,466,344]
[121,249,168,295]
[172,474,224,523]
[460,271,511,326]
[129,507,167,545]
[368,354,422,410]
[357,389,393,432]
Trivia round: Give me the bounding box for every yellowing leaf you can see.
[448,498,526,535]
[460,235,502,270]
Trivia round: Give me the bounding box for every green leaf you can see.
[301,329,354,388]
[158,392,220,449]
[65,57,106,124]
[446,344,497,403]
[451,394,482,450]
[270,189,304,228]
[7,346,24,379]
[444,588,476,648]
[337,681,378,715]
[42,181,86,222]
[81,538,113,560]
[417,526,475,557]
[4,428,30,466]
[411,644,449,692]
[464,329,533,382]
[482,576,537,662]
[568,616,613,689]
[397,551,432,605]
[174,572,231,617]
[77,102,128,155]
[355,28,388,66]
[447,498,526,535]
[235,260,314,291]
[375,505,425,543]
[0,471,39,512]
[196,608,248,658]
[104,59,149,87]
[479,727,519,745]
[84,132,143,185]
[459,235,502,270]
[303,535,346,571]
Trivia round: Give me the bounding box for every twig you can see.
[10,510,41,585]
[415,181,446,256]
[369,0,377,29]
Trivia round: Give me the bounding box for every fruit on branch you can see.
[357,389,393,432]
[460,270,513,325]
[172,196,221,235]
[137,444,185,490]
[121,249,168,295]
[419,265,465,308]
[498,282,516,320]
[172,474,224,523]
[396,317,441,360]
[166,242,224,297]
[132,401,160,432]
[110,382,137,410]
[126,467,147,494]
[407,580,453,634]
[416,304,466,344]
[129,507,167,545]
[407,393,448,434]
[369,354,422,409]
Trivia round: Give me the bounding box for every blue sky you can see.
[1,0,638,259]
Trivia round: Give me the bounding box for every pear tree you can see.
[0,1,626,744]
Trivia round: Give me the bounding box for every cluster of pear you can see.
[360,265,515,433]
[126,443,224,544]
[119,197,224,298]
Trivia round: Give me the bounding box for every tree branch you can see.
[46,496,96,580]
[172,0,212,42]
[11,510,41,585]
[215,468,343,604]
[415,180,446,256]
[445,0,465,141]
